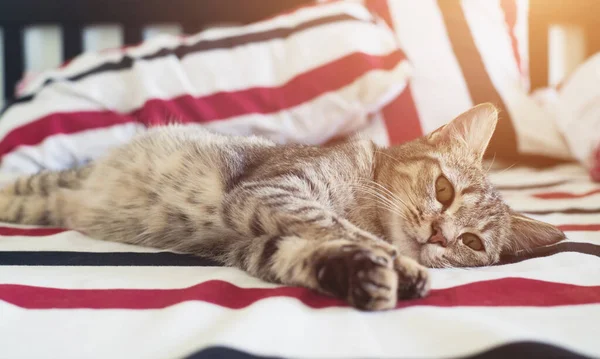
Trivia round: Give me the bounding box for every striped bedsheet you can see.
[0,163,598,359]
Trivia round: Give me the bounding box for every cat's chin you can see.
[391,235,422,262]
[418,243,448,268]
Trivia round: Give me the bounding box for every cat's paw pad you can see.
[394,256,430,300]
[316,244,398,311]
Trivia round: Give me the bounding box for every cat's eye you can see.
[435,175,455,207]
[460,233,484,251]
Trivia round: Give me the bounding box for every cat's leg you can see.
[222,179,430,310]
[228,234,400,310]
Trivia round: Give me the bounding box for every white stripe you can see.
[503,195,600,213]
[1,301,598,359]
[0,230,160,253]
[387,0,473,133]
[489,164,589,187]
[0,266,276,290]
[0,61,410,173]
[498,180,600,196]
[433,251,600,289]
[562,231,600,244]
[524,213,600,226]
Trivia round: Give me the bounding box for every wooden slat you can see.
[528,8,549,90]
[0,0,311,25]
[123,25,142,45]
[62,24,82,62]
[2,25,24,101]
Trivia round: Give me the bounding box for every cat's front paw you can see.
[394,256,430,300]
[316,243,398,311]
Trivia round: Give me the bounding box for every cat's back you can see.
[69,125,278,240]
[94,124,274,171]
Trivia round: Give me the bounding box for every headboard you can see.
[1,0,598,102]
[0,0,312,103]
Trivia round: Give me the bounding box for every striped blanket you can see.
[0,163,598,359]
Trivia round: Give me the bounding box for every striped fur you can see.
[0,104,565,310]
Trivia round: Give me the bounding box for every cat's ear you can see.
[428,103,498,161]
[503,211,566,254]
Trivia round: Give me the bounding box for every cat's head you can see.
[376,103,565,267]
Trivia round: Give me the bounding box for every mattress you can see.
[0,163,598,359]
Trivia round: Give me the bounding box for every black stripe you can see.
[1,13,363,115]
[250,211,266,237]
[57,170,72,188]
[291,171,319,195]
[185,347,282,359]
[303,214,327,224]
[13,178,23,195]
[0,251,221,266]
[480,220,496,234]
[184,342,592,359]
[461,185,479,196]
[25,175,35,194]
[259,236,283,273]
[499,242,600,265]
[464,341,592,359]
[437,0,517,158]
[38,172,50,196]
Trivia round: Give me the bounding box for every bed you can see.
[1,1,599,358]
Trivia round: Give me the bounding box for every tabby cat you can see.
[0,103,565,310]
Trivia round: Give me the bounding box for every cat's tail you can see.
[0,164,93,226]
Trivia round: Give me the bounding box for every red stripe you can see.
[0,50,406,157]
[0,227,66,236]
[0,278,597,310]
[364,0,395,30]
[382,85,423,145]
[558,224,600,232]
[500,0,523,75]
[533,188,600,199]
[363,1,423,145]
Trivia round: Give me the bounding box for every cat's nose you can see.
[428,226,448,247]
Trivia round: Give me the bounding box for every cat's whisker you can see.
[358,180,413,214]
[495,162,517,175]
[348,184,409,221]
[374,150,405,168]
[349,184,409,220]
[355,191,409,220]
[484,153,496,175]
[364,180,410,208]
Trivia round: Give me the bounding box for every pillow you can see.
[535,53,600,181]
[362,0,572,164]
[0,0,410,173]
